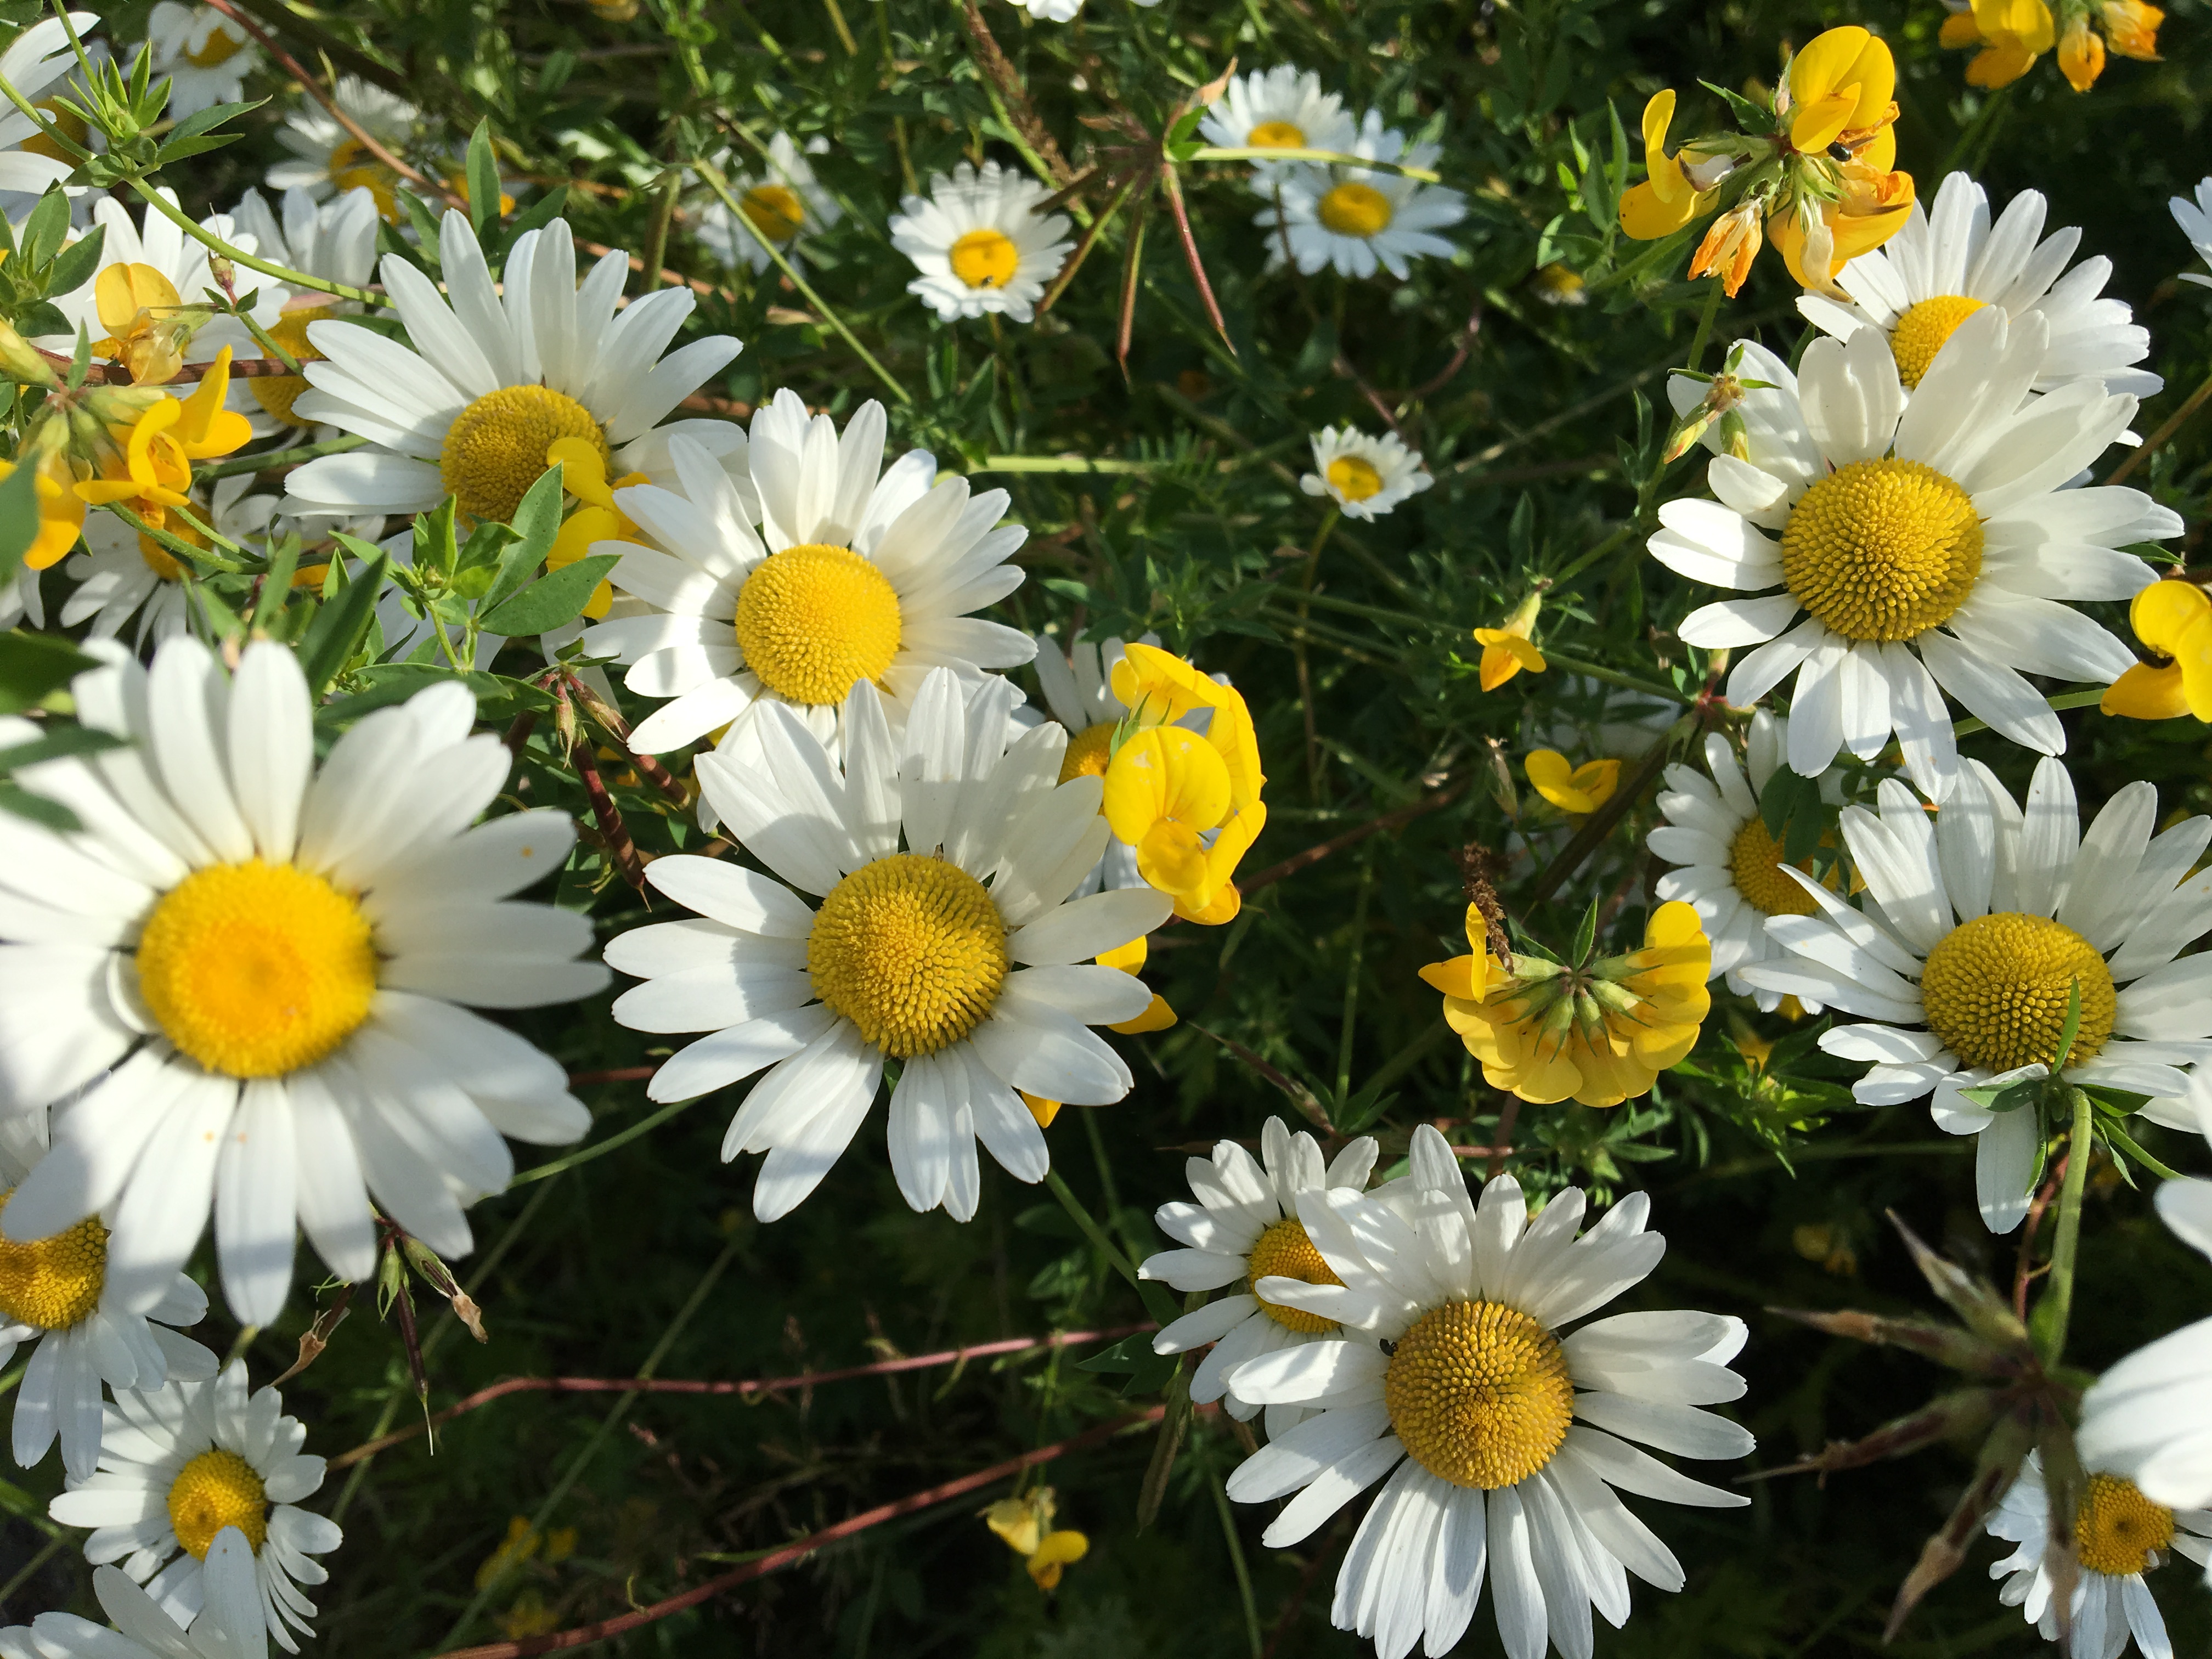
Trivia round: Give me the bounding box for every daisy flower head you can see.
[49,1361,338,1650]
[603,670,1175,1222]
[1987,1451,2210,1659]
[143,5,257,121]
[1223,1125,1753,1659]
[1424,901,1712,1109]
[1798,172,2160,398]
[1257,112,1465,280]
[65,477,277,647]
[579,394,1034,764]
[226,186,380,435]
[264,76,421,219]
[1001,0,1161,20]
[1649,711,1841,1012]
[888,161,1075,325]
[2174,178,2212,289]
[1738,758,2212,1233]
[695,134,842,274]
[0,1534,266,1659]
[0,15,103,205]
[1649,312,2175,800]
[1197,66,1358,171]
[0,1104,216,1482]
[0,636,608,1324]
[1300,426,1432,520]
[280,211,744,527]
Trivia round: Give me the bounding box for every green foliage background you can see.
[1,0,2209,1651]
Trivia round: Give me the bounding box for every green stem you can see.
[1950,687,2105,740]
[1685,275,1725,375]
[127,178,381,306]
[2107,362,2212,487]
[1549,522,1636,589]
[639,167,682,294]
[1335,854,1373,1099]
[2039,1087,2094,1367]
[1533,647,1694,705]
[1207,1451,1263,1659]
[197,433,368,482]
[1185,146,1440,183]
[1043,1167,1144,1294]
[510,1095,702,1187]
[2100,1116,2187,1184]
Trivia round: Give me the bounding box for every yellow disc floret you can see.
[808,854,1008,1058]
[1728,817,1832,917]
[1248,121,1306,149]
[1918,911,2115,1074]
[1385,1299,1574,1490]
[741,183,806,242]
[1059,721,1118,785]
[250,305,337,426]
[328,139,403,223]
[0,1193,106,1331]
[2074,1472,2176,1578]
[168,1448,269,1560]
[1245,1216,1343,1333]
[136,860,380,1080]
[1889,295,1988,390]
[185,24,246,67]
[1317,182,1393,239]
[1325,455,1384,503]
[1781,458,1983,643]
[439,385,608,524]
[949,229,1020,290]
[733,543,903,706]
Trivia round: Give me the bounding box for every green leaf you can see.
[397,191,447,269]
[481,466,566,611]
[163,97,263,145]
[1570,891,1599,966]
[151,134,246,167]
[479,554,618,637]
[0,780,79,833]
[465,119,500,240]
[1953,1079,2041,1115]
[0,456,43,583]
[19,188,68,269]
[0,724,126,773]
[0,633,95,714]
[42,222,106,300]
[2049,979,2084,1074]
[298,554,391,696]
[255,532,302,629]
[1074,1332,1180,1396]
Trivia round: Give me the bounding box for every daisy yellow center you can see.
[185,26,246,67]
[1385,1299,1573,1490]
[1325,455,1384,502]
[439,385,608,525]
[0,1191,106,1331]
[1890,295,1988,390]
[1918,911,2115,1074]
[167,1449,268,1560]
[136,860,380,1080]
[250,305,337,426]
[949,229,1020,290]
[741,183,806,242]
[807,854,1008,1058]
[2075,1473,2175,1578]
[1317,182,1393,239]
[1245,1216,1342,1333]
[1780,458,1983,643]
[1058,721,1118,784]
[138,512,207,583]
[733,543,902,706]
[1728,816,1833,917]
[1248,121,1306,149]
[21,99,87,165]
[328,139,403,222]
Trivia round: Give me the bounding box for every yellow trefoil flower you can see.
[1943,0,2157,88]
[1100,643,1267,926]
[546,437,646,620]
[984,1487,1089,1592]
[2101,578,2212,722]
[1419,900,1713,1108]
[1616,90,1717,239]
[0,452,88,571]
[1524,750,1620,816]
[1474,592,1547,691]
[74,348,255,534]
[89,264,213,386]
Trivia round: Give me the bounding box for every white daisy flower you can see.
[603,670,1175,1222]
[1986,1451,2211,1659]
[695,134,842,274]
[0,564,45,631]
[1222,1125,1752,1659]
[0,1531,265,1659]
[49,1362,339,1651]
[2173,178,2212,290]
[579,394,1034,761]
[1197,66,1358,169]
[1649,312,2176,801]
[143,5,256,121]
[41,190,288,371]
[1300,426,1432,520]
[0,15,103,204]
[1739,758,2212,1233]
[2079,1180,2212,1533]
[264,76,420,219]
[0,1104,216,1482]
[65,478,278,647]
[0,637,608,1323]
[888,161,1075,325]
[1001,0,1161,20]
[1257,112,1465,280]
[1798,172,2160,399]
[226,185,381,437]
[1141,1118,1379,1436]
[1026,630,1164,896]
[280,211,744,526]
[1649,710,1835,1013]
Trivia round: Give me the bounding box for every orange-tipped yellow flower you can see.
[2059,14,2107,85]
[1785,25,1897,151]
[0,452,88,571]
[1525,750,1620,815]
[1618,90,1717,239]
[75,348,255,534]
[1419,900,1712,1108]
[1689,203,1764,298]
[2102,579,2212,721]
[2100,0,2163,58]
[984,1488,1089,1592]
[1474,592,1547,691]
[89,264,212,386]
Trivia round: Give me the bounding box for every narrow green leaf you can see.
[2050,979,2084,1074]
[43,222,107,298]
[479,554,618,637]
[0,458,42,583]
[481,467,568,611]
[0,633,95,714]
[298,554,391,696]
[465,119,500,240]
